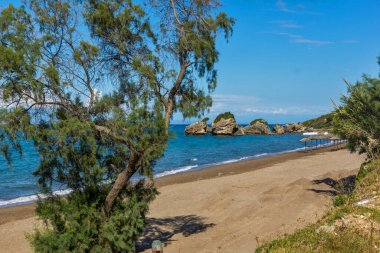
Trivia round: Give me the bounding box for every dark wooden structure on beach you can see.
[300,135,346,150]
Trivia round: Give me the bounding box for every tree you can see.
[0,1,166,251]
[334,58,380,160]
[0,0,234,251]
[85,0,235,134]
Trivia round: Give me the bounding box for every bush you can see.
[333,195,346,207]
[333,61,380,160]
[303,113,334,130]
[29,182,157,253]
[256,224,372,253]
[355,160,380,185]
[250,118,268,126]
[213,112,235,123]
[201,117,209,123]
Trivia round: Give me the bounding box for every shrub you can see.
[201,117,209,123]
[250,119,268,126]
[213,112,235,123]
[333,60,380,160]
[29,182,157,253]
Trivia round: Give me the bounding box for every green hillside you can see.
[303,112,334,130]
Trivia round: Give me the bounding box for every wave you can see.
[0,141,337,208]
[155,165,199,178]
[0,188,72,208]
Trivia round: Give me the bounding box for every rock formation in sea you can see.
[185,121,207,135]
[272,124,285,134]
[283,123,306,133]
[211,112,238,135]
[243,119,271,135]
[233,125,245,136]
[184,114,310,136]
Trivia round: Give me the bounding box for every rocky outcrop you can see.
[233,125,245,136]
[185,121,207,135]
[272,124,285,134]
[243,119,271,135]
[211,117,238,135]
[283,123,306,133]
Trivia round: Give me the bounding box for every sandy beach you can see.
[0,147,364,252]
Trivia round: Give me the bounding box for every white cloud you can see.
[272,20,303,29]
[276,0,294,13]
[290,38,335,45]
[275,0,322,15]
[210,94,262,113]
[209,94,330,116]
[172,93,332,124]
[245,106,330,115]
[261,32,336,46]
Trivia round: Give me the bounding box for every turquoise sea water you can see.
[0,125,315,206]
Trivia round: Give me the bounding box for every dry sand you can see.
[0,148,364,252]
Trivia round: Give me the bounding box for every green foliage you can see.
[250,118,268,126]
[333,195,346,207]
[303,112,334,130]
[256,224,372,253]
[213,112,235,123]
[29,181,157,253]
[0,0,167,252]
[85,0,235,123]
[201,117,209,123]
[0,0,234,251]
[355,159,380,185]
[333,61,380,160]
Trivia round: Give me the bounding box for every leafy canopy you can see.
[85,0,235,129]
[213,111,235,123]
[334,58,380,160]
[0,0,166,251]
[250,118,268,126]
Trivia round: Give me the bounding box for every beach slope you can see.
[0,149,363,252]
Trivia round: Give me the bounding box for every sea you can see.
[0,124,325,207]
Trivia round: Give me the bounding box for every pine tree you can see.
[0,0,234,251]
[85,0,235,134]
[334,58,380,160]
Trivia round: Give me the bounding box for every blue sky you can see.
[1,0,379,124]
[198,0,380,124]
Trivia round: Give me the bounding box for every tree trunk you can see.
[102,153,139,217]
[164,101,173,135]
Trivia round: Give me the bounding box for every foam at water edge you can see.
[210,153,269,166]
[0,188,73,207]
[0,142,337,207]
[155,165,199,178]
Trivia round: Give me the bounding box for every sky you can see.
[1,0,379,124]
[199,0,380,124]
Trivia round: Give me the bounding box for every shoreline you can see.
[155,145,342,187]
[0,145,344,225]
[0,143,338,208]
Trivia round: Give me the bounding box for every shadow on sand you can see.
[308,175,356,196]
[137,215,215,251]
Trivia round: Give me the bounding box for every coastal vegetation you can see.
[257,58,380,252]
[250,118,268,126]
[333,73,380,160]
[0,0,234,252]
[303,112,334,130]
[213,111,235,124]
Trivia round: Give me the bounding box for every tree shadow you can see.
[308,175,356,196]
[137,215,215,251]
